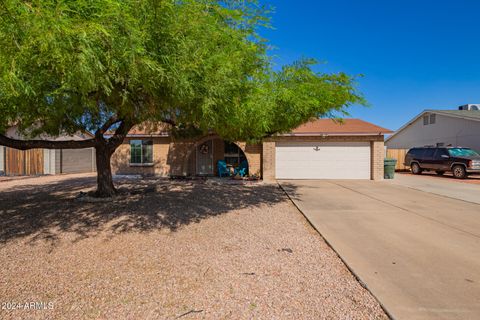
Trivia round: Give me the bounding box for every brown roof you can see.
[105,122,171,137]
[106,119,391,137]
[287,118,392,136]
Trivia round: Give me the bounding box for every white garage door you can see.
[275,142,371,179]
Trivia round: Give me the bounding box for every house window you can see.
[224,142,247,166]
[423,115,429,125]
[130,140,153,165]
[430,114,436,124]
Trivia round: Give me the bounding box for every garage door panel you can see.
[275,142,371,179]
[61,148,95,174]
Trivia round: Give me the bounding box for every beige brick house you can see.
[111,119,391,181]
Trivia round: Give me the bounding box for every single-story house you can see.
[111,118,392,181]
[0,126,96,176]
[386,106,480,152]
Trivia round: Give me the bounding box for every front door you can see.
[196,140,213,175]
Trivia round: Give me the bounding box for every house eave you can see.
[105,133,170,138]
[386,109,480,143]
[278,132,388,137]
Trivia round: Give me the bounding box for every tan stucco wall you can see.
[167,140,195,176]
[371,140,385,180]
[262,135,385,182]
[111,134,384,180]
[180,135,262,177]
[262,141,276,182]
[111,137,172,176]
[236,142,262,177]
[213,138,225,175]
[111,136,262,178]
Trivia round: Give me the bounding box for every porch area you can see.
[184,136,260,179]
[111,134,262,178]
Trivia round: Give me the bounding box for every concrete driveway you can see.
[280,180,480,320]
[390,173,480,204]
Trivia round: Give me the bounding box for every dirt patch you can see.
[0,175,387,319]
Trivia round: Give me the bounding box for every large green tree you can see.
[0,0,364,197]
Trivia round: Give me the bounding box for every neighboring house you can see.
[111,118,392,181]
[0,126,96,176]
[386,105,480,152]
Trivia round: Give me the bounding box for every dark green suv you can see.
[404,147,480,179]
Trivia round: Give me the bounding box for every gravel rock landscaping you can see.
[0,174,388,319]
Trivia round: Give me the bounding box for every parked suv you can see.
[404,147,480,179]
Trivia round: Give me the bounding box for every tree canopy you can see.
[0,0,365,196]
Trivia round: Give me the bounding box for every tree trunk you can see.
[94,144,116,198]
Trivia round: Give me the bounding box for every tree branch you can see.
[261,130,279,139]
[161,118,177,127]
[106,120,134,151]
[0,134,97,150]
[95,115,122,137]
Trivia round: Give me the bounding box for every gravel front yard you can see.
[0,174,387,319]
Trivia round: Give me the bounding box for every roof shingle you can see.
[288,118,392,136]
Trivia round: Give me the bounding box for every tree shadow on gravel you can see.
[0,176,296,246]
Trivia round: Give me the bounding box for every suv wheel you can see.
[411,163,422,175]
[452,165,467,179]
[435,171,445,176]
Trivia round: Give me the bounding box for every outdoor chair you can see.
[217,160,230,177]
[234,160,248,177]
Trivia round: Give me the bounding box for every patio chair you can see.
[217,160,230,177]
[234,160,248,177]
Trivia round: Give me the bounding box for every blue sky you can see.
[259,0,480,130]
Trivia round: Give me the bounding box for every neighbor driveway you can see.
[390,173,480,204]
[280,180,480,320]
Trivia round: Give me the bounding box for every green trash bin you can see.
[384,158,397,179]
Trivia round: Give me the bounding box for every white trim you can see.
[51,150,57,174]
[129,163,154,167]
[433,110,480,122]
[105,133,169,139]
[126,134,169,138]
[43,149,50,174]
[278,132,386,137]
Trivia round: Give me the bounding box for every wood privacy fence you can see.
[386,148,409,171]
[5,147,44,176]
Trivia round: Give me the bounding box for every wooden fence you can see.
[386,148,409,171]
[5,148,44,176]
